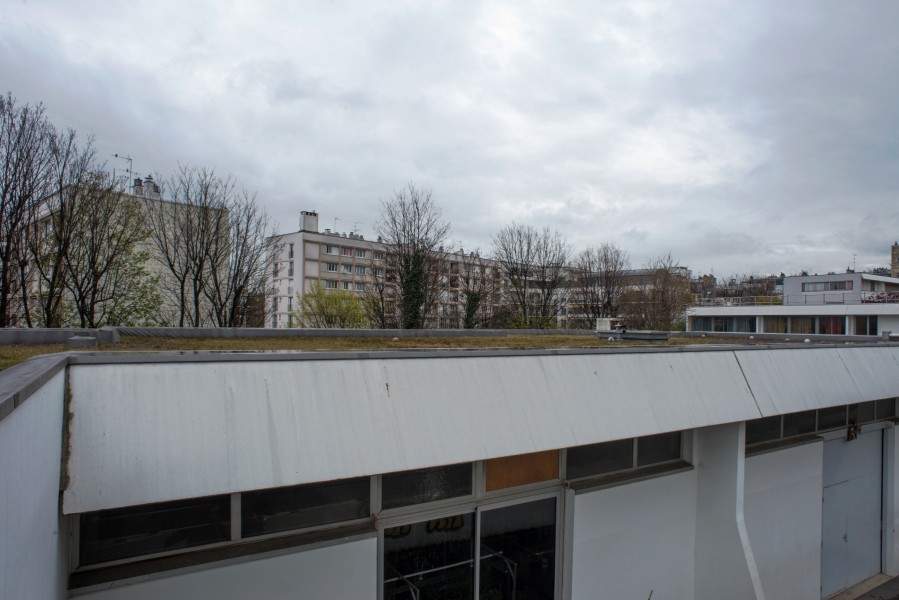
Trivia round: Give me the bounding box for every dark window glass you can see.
[850,402,876,424]
[242,477,369,538]
[746,416,781,445]
[383,513,474,600]
[480,498,556,600]
[566,439,633,479]
[817,406,847,430]
[783,410,817,436]
[636,432,681,467]
[79,495,230,566]
[877,399,897,420]
[382,464,472,510]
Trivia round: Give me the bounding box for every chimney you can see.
[300,210,319,233]
[143,175,161,199]
[133,178,144,196]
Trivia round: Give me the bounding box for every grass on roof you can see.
[0,333,753,372]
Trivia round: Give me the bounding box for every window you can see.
[856,315,878,336]
[791,317,814,334]
[374,251,385,261]
[325,245,337,255]
[356,266,366,276]
[802,281,852,292]
[342,264,353,274]
[288,243,294,259]
[746,400,897,447]
[382,464,472,510]
[373,268,384,277]
[342,281,350,290]
[242,477,369,538]
[326,263,338,272]
[288,261,294,277]
[342,247,353,256]
[763,316,787,333]
[324,280,337,289]
[819,316,845,335]
[566,432,682,480]
[383,498,557,600]
[356,249,366,258]
[355,282,365,291]
[287,297,293,312]
[79,496,231,566]
[272,264,279,278]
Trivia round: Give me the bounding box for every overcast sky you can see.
[3,0,898,278]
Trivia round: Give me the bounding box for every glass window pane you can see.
[382,464,472,510]
[480,498,556,600]
[79,495,231,566]
[877,399,897,420]
[636,432,681,467]
[849,402,876,424]
[817,406,847,430]
[383,513,474,600]
[241,477,369,538]
[746,416,781,445]
[566,439,633,479]
[782,410,816,436]
[791,317,814,334]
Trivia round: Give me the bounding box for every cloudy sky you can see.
[3,0,898,278]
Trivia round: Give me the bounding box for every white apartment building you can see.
[268,211,386,328]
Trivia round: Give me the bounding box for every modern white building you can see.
[3,341,899,599]
[689,273,899,336]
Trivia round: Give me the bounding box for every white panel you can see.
[735,346,899,416]
[571,470,696,599]
[0,371,66,600]
[304,241,319,259]
[76,537,377,600]
[304,260,319,277]
[744,441,823,600]
[881,315,899,336]
[65,351,760,512]
[821,430,883,598]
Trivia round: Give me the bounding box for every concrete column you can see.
[694,423,765,600]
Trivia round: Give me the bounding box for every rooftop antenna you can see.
[333,217,341,232]
[852,253,857,272]
[113,154,133,193]
[351,221,365,235]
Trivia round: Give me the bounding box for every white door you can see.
[821,429,882,598]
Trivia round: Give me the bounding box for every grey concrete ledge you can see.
[115,327,598,339]
[0,327,119,345]
[0,353,69,422]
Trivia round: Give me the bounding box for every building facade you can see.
[689,273,899,337]
[3,343,899,599]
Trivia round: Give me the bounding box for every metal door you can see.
[821,428,882,598]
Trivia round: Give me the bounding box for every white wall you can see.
[570,470,697,600]
[76,537,377,600]
[744,442,823,600]
[880,315,899,336]
[0,371,67,600]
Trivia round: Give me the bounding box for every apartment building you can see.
[268,211,501,329]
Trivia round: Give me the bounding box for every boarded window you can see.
[485,450,559,492]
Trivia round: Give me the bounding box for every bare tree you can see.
[619,252,692,330]
[361,261,395,329]
[62,172,160,327]
[570,243,630,328]
[491,224,571,328]
[24,129,98,327]
[0,93,53,326]
[375,184,450,329]
[203,189,277,327]
[145,165,233,326]
[458,251,496,329]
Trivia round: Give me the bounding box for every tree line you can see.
[295,183,693,331]
[0,92,274,328]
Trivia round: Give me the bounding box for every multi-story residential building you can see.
[268,211,503,329]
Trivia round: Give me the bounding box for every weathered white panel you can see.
[65,351,760,512]
[735,346,899,416]
[0,371,66,600]
[304,260,318,277]
[744,441,823,600]
[881,315,899,336]
[571,469,696,599]
[75,537,377,600]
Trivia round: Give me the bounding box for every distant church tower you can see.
[892,242,899,278]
